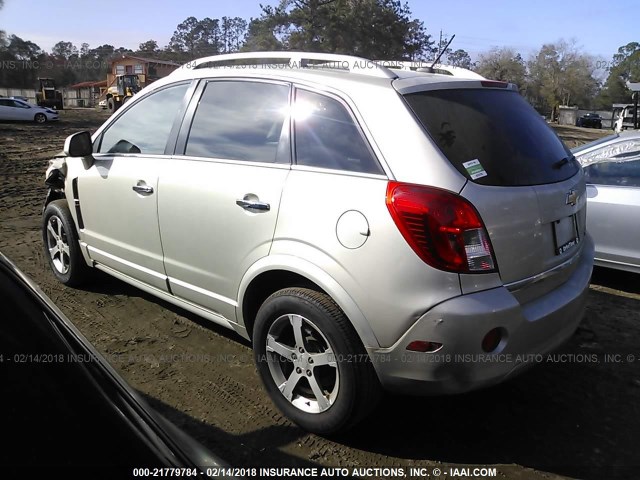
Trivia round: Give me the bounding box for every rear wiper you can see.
[553,156,575,169]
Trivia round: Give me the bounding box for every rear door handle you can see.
[132,181,154,195]
[236,198,270,211]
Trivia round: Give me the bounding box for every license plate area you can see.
[553,215,580,255]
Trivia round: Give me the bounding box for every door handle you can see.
[236,198,270,211]
[132,181,154,195]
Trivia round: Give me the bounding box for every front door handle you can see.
[236,198,270,211]
[132,181,154,195]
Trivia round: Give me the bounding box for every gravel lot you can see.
[1,110,638,479]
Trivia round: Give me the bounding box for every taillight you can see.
[386,181,496,273]
[481,80,509,88]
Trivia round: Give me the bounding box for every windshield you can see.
[123,76,139,87]
[404,89,579,186]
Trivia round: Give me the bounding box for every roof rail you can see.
[177,51,398,79]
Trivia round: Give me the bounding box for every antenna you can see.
[431,34,456,68]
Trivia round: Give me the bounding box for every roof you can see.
[166,51,490,91]
[68,80,108,89]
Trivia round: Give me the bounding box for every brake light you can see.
[386,181,496,273]
[481,80,509,88]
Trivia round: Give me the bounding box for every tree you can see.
[221,16,248,53]
[199,17,222,56]
[113,46,133,56]
[138,40,160,55]
[594,42,640,108]
[0,0,5,42]
[7,34,43,61]
[527,40,599,116]
[51,40,78,59]
[244,0,434,59]
[243,3,289,51]
[169,16,248,59]
[0,34,45,88]
[169,16,202,54]
[446,49,473,69]
[476,47,526,87]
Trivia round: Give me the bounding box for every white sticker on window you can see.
[462,159,488,180]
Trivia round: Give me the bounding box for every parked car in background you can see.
[0,252,231,476]
[10,95,30,103]
[577,112,602,129]
[0,97,59,123]
[572,131,640,273]
[42,51,593,435]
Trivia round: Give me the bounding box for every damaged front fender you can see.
[45,154,67,188]
[43,154,67,211]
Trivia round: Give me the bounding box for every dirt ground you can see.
[1,110,639,480]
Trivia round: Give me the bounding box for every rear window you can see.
[404,89,579,186]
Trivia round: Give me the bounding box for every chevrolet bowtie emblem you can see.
[566,189,578,206]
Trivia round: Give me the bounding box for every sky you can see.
[0,0,636,64]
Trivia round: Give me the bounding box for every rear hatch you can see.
[399,82,586,290]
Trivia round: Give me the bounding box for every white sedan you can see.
[0,98,59,123]
[572,131,640,273]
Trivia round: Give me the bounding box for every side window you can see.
[98,83,189,155]
[184,81,289,163]
[294,89,383,175]
[581,140,640,187]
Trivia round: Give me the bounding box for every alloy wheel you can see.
[45,215,70,274]
[265,313,339,413]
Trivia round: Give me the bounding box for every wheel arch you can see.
[44,188,66,208]
[237,256,380,349]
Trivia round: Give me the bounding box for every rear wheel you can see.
[107,97,116,113]
[34,113,46,123]
[43,200,90,286]
[253,288,380,435]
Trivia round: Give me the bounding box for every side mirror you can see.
[63,131,94,168]
[63,131,93,157]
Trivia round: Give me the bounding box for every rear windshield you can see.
[404,89,579,186]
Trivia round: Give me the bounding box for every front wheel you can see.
[253,288,380,435]
[42,200,90,286]
[34,113,46,123]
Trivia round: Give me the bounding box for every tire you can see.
[42,200,90,286]
[123,95,131,104]
[107,97,116,113]
[34,113,47,124]
[253,288,381,435]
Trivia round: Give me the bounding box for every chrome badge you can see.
[566,189,578,206]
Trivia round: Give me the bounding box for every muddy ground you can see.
[1,110,639,479]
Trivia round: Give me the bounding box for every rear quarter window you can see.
[404,89,579,186]
[294,89,383,175]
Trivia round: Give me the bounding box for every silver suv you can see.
[43,52,594,434]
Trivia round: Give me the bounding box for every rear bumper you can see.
[368,234,594,395]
